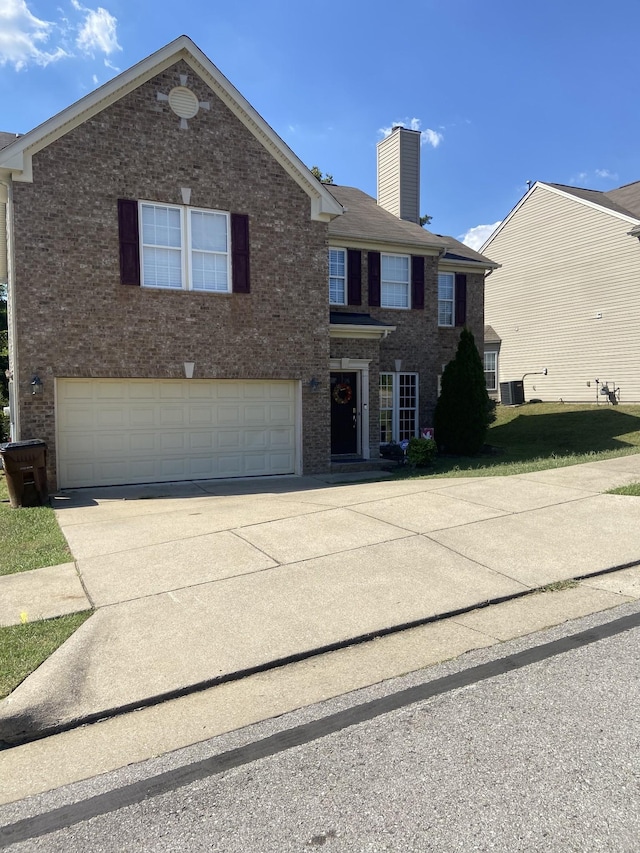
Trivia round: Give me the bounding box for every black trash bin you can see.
[0,440,49,508]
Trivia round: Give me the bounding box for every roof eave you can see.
[329,323,396,340]
[0,35,343,222]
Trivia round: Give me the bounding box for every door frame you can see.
[329,358,371,459]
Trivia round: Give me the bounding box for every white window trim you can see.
[484,350,498,391]
[329,246,347,306]
[379,371,419,443]
[139,201,231,293]
[381,252,411,310]
[438,271,455,327]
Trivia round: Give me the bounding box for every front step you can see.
[330,457,397,474]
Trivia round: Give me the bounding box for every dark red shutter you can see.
[347,249,361,306]
[455,273,467,325]
[368,251,381,307]
[118,199,140,286]
[411,256,425,310]
[231,213,250,293]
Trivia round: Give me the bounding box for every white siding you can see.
[485,185,640,402]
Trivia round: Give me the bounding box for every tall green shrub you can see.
[434,328,491,455]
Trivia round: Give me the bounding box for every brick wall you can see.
[330,252,485,443]
[11,60,331,486]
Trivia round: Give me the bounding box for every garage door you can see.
[56,379,298,488]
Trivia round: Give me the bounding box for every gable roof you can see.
[0,36,342,223]
[0,132,19,150]
[482,180,640,251]
[327,184,498,268]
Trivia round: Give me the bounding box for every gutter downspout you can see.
[0,174,18,440]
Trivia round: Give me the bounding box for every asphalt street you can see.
[2,601,639,852]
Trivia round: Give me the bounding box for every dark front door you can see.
[331,372,358,455]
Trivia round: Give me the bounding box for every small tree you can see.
[310,165,334,184]
[434,327,491,455]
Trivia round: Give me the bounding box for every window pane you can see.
[381,255,409,308]
[398,374,417,441]
[379,373,394,443]
[380,411,393,444]
[329,248,346,304]
[192,251,228,291]
[143,247,182,288]
[438,272,454,326]
[484,352,497,390]
[191,211,227,252]
[142,205,181,248]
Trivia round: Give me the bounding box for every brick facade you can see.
[330,252,485,448]
[11,60,331,487]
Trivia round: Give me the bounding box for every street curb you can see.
[2,557,640,750]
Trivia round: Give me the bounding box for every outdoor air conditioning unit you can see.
[500,380,525,406]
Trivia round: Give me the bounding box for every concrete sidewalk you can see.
[1,455,640,748]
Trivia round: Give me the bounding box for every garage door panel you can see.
[57,379,298,488]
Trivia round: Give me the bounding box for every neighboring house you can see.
[483,181,640,403]
[0,37,495,490]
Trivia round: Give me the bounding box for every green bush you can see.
[406,437,437,467]
[434,327,492,455]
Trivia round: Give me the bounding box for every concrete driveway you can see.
[2,456,640,746]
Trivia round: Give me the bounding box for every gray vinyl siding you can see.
[485,185,640,402]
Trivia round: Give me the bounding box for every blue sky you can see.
[2,0,639,249]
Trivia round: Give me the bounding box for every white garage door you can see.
[56,379,298,488]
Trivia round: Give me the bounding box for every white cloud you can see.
[0,0,67,70]
[74,2,121,56]
[569,169,619,186]
[0,0,120,71]
[459,221,502,251]
[379,117,443,148]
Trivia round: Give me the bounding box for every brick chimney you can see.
[376,125,421,224]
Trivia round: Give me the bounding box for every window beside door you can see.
[379,372,418,443]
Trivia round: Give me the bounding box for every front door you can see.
[330,372,358,455]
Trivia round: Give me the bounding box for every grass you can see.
[0,473,72,575]
[398,402,640,478]
[0,612,92,699]
[607,483,640,496]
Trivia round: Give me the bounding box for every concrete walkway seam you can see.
[4,557,640,751]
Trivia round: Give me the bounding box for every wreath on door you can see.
[333,383,353,405]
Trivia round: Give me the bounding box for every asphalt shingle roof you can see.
[549,181,640,221]
[0,132,19,150]
[327,184,496,266]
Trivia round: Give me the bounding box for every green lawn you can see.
[406,402,640,478]
[0,612,92,699]
[0,473,72,575]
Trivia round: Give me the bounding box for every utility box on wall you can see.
[500,380,525,406]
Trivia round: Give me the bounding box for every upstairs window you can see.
[438,272,454,326]
[140,202,230,292]
[329,248,346,304]
[381,254,410,308]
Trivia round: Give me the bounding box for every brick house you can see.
[0,36,496,490]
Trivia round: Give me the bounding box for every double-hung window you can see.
[329,248,346,304]
[438,272,454,326]
[379,372,418,443]
[484,351,497,391]
[381,253,410,308]
[141,202,230,292]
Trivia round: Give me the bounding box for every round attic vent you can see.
[168,86,199,120]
